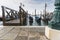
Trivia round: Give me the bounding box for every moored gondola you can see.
[29,16,33,25]
[35,15,41,25]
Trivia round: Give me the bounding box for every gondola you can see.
[35,16,41,24]
[29,16,33,25]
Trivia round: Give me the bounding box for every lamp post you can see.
[49,0,60,30]
[19,3,24,25]
[20,3,24,8]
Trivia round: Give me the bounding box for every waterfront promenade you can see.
[0,26,48,40]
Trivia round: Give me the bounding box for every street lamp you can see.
[19,3,25,25]
[20,3,24,7]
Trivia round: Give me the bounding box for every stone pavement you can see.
[0,26,49,40]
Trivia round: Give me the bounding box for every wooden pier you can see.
[1,6,28,26]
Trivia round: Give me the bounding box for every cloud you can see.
[0,0,55,16]
[24,0,55,14]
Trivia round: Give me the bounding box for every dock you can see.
[1,6,28,26]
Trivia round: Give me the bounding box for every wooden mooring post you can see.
[1,6,5,25]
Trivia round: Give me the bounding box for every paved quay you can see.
[0,26,48,40]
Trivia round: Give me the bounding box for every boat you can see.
[35,15,41,24]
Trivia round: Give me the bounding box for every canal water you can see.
[0,21,3,26]
[26,15,48,26]
[0,16,48,26]
[27,16,40,26]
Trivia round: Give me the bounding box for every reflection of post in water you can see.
[29,22,33,25]
[43,20,48,25]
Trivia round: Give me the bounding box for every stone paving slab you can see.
[0,26,48,40]
[29,31,40,37]
[19,28,28,36]
[0,27,20,40]
[0,27,14,38]
[15,36,28,40]
[29,37,40,40]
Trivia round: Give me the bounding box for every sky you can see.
[0,0,55,16]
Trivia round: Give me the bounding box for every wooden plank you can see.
[6,19,20,23]
[4,23,20,26]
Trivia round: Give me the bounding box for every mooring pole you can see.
[1,6,5,25]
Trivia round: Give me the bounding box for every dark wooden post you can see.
[19,6,21,25]
[1,6,5,25]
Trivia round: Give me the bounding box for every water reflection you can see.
[0,21,3,26]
